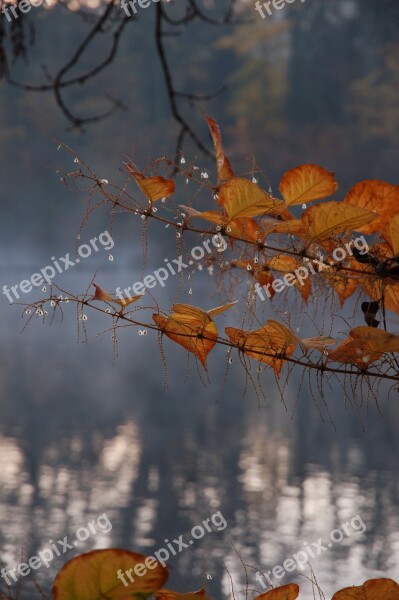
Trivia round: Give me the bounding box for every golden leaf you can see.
[327,326,399,367]
[332,577,399,600]
[301,336,337,351]
[218,177,285,219]
[93,284,143,310]
[52,549,168,600]
[126,165,175,203]
[279,164,338,206]
[206,116,234,184]
[153,302,235,369]
[301,201,375,242]
[225,320,298,376]
[255,583,300,600]
[344,179,399,233]
[156,589,208,600]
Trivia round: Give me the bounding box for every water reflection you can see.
[0,289,398,598]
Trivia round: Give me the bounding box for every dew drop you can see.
[181,212,186,218]
[207,265,214,275]
[76,234,81,240]
[57,144,62,150]
[180,156,186,164]
[188,288,193,295]
[254,256,259,264]
[185,178,189,185]
[228,357,233,365]
[58,295,63,301]
[51,300,56,307]
[74,157,79,164]
[165,224,170,228]
[79,314,88,321]
[197,264,203,271]
[257,366,263,373]
[105,308,111,314]
[64,298,69,303]
[193,166,199,171]
[201,171,209,179]
[36,309,43,316]
[108,254,114,262]
[100,179,109,185]
[206,574,213,581]
[215,225,221,232]
[302,203,307,210]
[42,286,46,293]
[112,335,117,342]
[141,214,146,220]
[176,232,181,238]
[138,329,147,336]
[226,226,232,233]
[25,309,31,315]
[213,193,219,200]
[247,264,252,271]
[152,207,158,213]
[252,176,258,183]
[161,197,167,203]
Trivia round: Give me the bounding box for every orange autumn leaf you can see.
[320,257,359,307]
[332,577,399,600]
[331,273,358,307]
[225,320,298,376]
[206,116,234,184]
[181,206,264,243]
[270,219,307,237]
[156,590,208,600]
[279,164,338,207]
[180,206,225,227]
[207,300,238,317]
[228,217,265,243]
[327,326,399,367]
[344,179,399,233]
[267,255,312,301]
[301,201,375,242]
[126,165,175,203]
[255,583,299,600]
[382,213,399,256]
[218,177,285,219]
[301,335,336,352]
[153,302,235,369]
[93,284,143,310]
[52,548,168,600]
